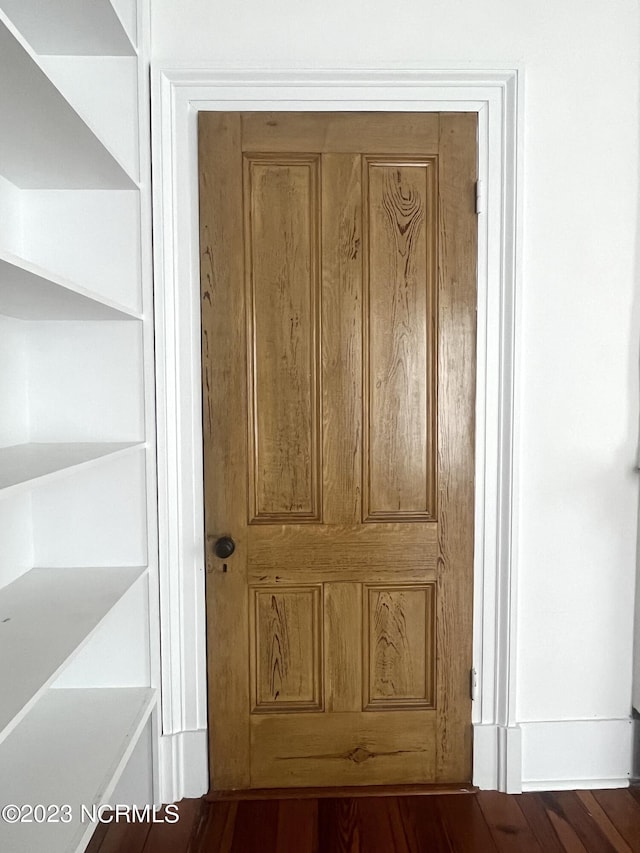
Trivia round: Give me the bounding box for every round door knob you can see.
[214,536,235,559]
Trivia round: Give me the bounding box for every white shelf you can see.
[0,687,155,853]
[0,250,141,321]
[39,56,140,182]
[0,566,146,744]
[0,0,136,56]
[0,442,142,495]
[0,18,136,189]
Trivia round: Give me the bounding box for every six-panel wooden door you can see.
[199,112,477,791]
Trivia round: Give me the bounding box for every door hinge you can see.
[474,180,483,215]
[470,667,478,702]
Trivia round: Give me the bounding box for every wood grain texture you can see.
[142,800,205,853]
[325,583,362,712]
[516,793,566,853]
[199,112,251,789]
[435,113,477,782]
[363,584,435,709]
[541,791,617,853]
[363,158,437,522]
[322,153,362,526]
[208,783,474,800]
[248,522,438,580]
[251,586,323,711]
[275,799,319,853]
[244,155,322,522]
[477,791,543,852]
[229,801,279,853]
[397,794,454,852]
[318,798,361,853]
[200,111,476,791]
[250,711,436,787]
[89,790,640,852]
[591,788,640,851]
[436,794,499,852]
[188,800,237,853]
[241,112,441,153]
[356,797,415,852]
[576,791,633,853]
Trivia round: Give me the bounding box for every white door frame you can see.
[151,67,524,802]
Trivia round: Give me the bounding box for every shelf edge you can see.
[0,11,140,190]
[0,442,146,499]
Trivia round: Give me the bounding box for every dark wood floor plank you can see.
[355,797,414,853]
[98,820,152,853]
[477,791,543,852]
[87,789,640,852]
[543,806,589,853]
[435,793,499,852]
[576,791,632,853]
[541,792,617,853]
[318,798,360,853]
[517,793,567,853]
[397,795,454,852]
[591,789,640,852]
[83,819,110,853]
[276,799,318,853]
[229,800,278,853]
[142,800,202,853]
[189,800,237,853]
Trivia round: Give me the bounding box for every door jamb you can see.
[151,67,524,801]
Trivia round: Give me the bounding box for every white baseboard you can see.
[157,729,209,804]
[521,718,633,792]
[523,778,630,792]
[473,723,522,793]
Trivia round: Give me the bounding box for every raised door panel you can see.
[250,586,323,713]
[363,584,436,710]
[244,155,322,523]
[250,710,436,787]
[363,158,437,522]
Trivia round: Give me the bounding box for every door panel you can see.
[363,584,436,710]
[250,585,323,712]
[245,154,322,522]
[250,711,437,788]
[362,157,437,521]
[199,111,477,791]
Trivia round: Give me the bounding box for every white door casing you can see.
[150,67,523,801]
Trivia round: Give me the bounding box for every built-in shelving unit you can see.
[0,566,146,743]
[0,688,155,853]
[0,0,157,848]
[0,0,137,55]
[0,442,142,492]
[0,250,141,320]
[0,18,136,189]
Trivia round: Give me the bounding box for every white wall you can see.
[150,0,640,786]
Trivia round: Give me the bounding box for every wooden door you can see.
[199,112,477,792]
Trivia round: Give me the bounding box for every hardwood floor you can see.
[86,789,640,852]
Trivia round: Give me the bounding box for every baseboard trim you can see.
[521,718,633,792]
[158,729,209,804]
[473,723,522,793]
[523,778,630,792]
